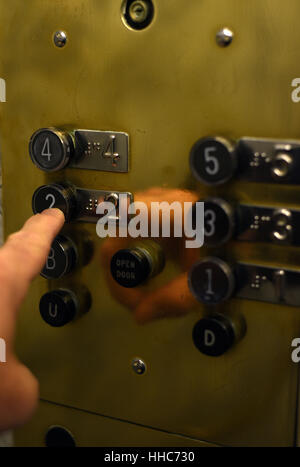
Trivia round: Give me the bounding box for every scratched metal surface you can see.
[0,0,300,446]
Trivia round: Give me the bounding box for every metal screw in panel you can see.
[53,31,67,48]
[132,358,146,375]
[216,28,234,47]
[129,1,149,23]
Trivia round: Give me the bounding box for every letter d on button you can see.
[204,329,216,347]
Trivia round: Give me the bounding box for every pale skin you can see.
[0,208,65,431]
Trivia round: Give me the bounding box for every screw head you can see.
[216,28,234,47]
[53,31,67,48]
[131,358,146,375]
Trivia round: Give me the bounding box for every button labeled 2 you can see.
[32,182,77,222]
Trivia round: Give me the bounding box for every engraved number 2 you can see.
[45,193,56,209]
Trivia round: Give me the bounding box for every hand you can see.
[0,208,64,431]
[100,187,202,324]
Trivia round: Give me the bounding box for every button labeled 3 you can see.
[203,198,236,246]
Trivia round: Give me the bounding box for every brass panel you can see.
[15,400,216,447]
[0,0,300,446]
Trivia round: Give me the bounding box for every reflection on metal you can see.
[1,0,300,448]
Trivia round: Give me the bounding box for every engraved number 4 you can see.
[103,135,120,165]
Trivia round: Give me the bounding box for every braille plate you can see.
[236,263,300,307]
[236,204,300,246]
[75,188,133,223]
[70,130,129,173]
[237,137,300,184]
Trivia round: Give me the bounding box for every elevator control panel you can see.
[2,0,300,448]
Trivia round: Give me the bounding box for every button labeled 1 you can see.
[188,257,235,305]
[190,136,237,185]
[32,182,76,222]
[192,314,236,357]
[41,235,78,279]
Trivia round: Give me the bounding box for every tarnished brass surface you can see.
[15,400,217,447]
[0,0,300,446]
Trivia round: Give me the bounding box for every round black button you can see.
[111,248,151,288]
[190,136,237,185]
[193,314,236,357]
[188,257,235,305]
[41,235,77,279]
[29,128,74,172]
[203,198,235,247]
[32,183,76,222]
[45,426,76,447]
[39,289,78,327]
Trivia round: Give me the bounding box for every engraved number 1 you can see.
[206,268,214,295]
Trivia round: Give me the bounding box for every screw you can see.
[132,358,146,375]
[129,1,149,23]
[216,28,234,47]
[53,31,67,48]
